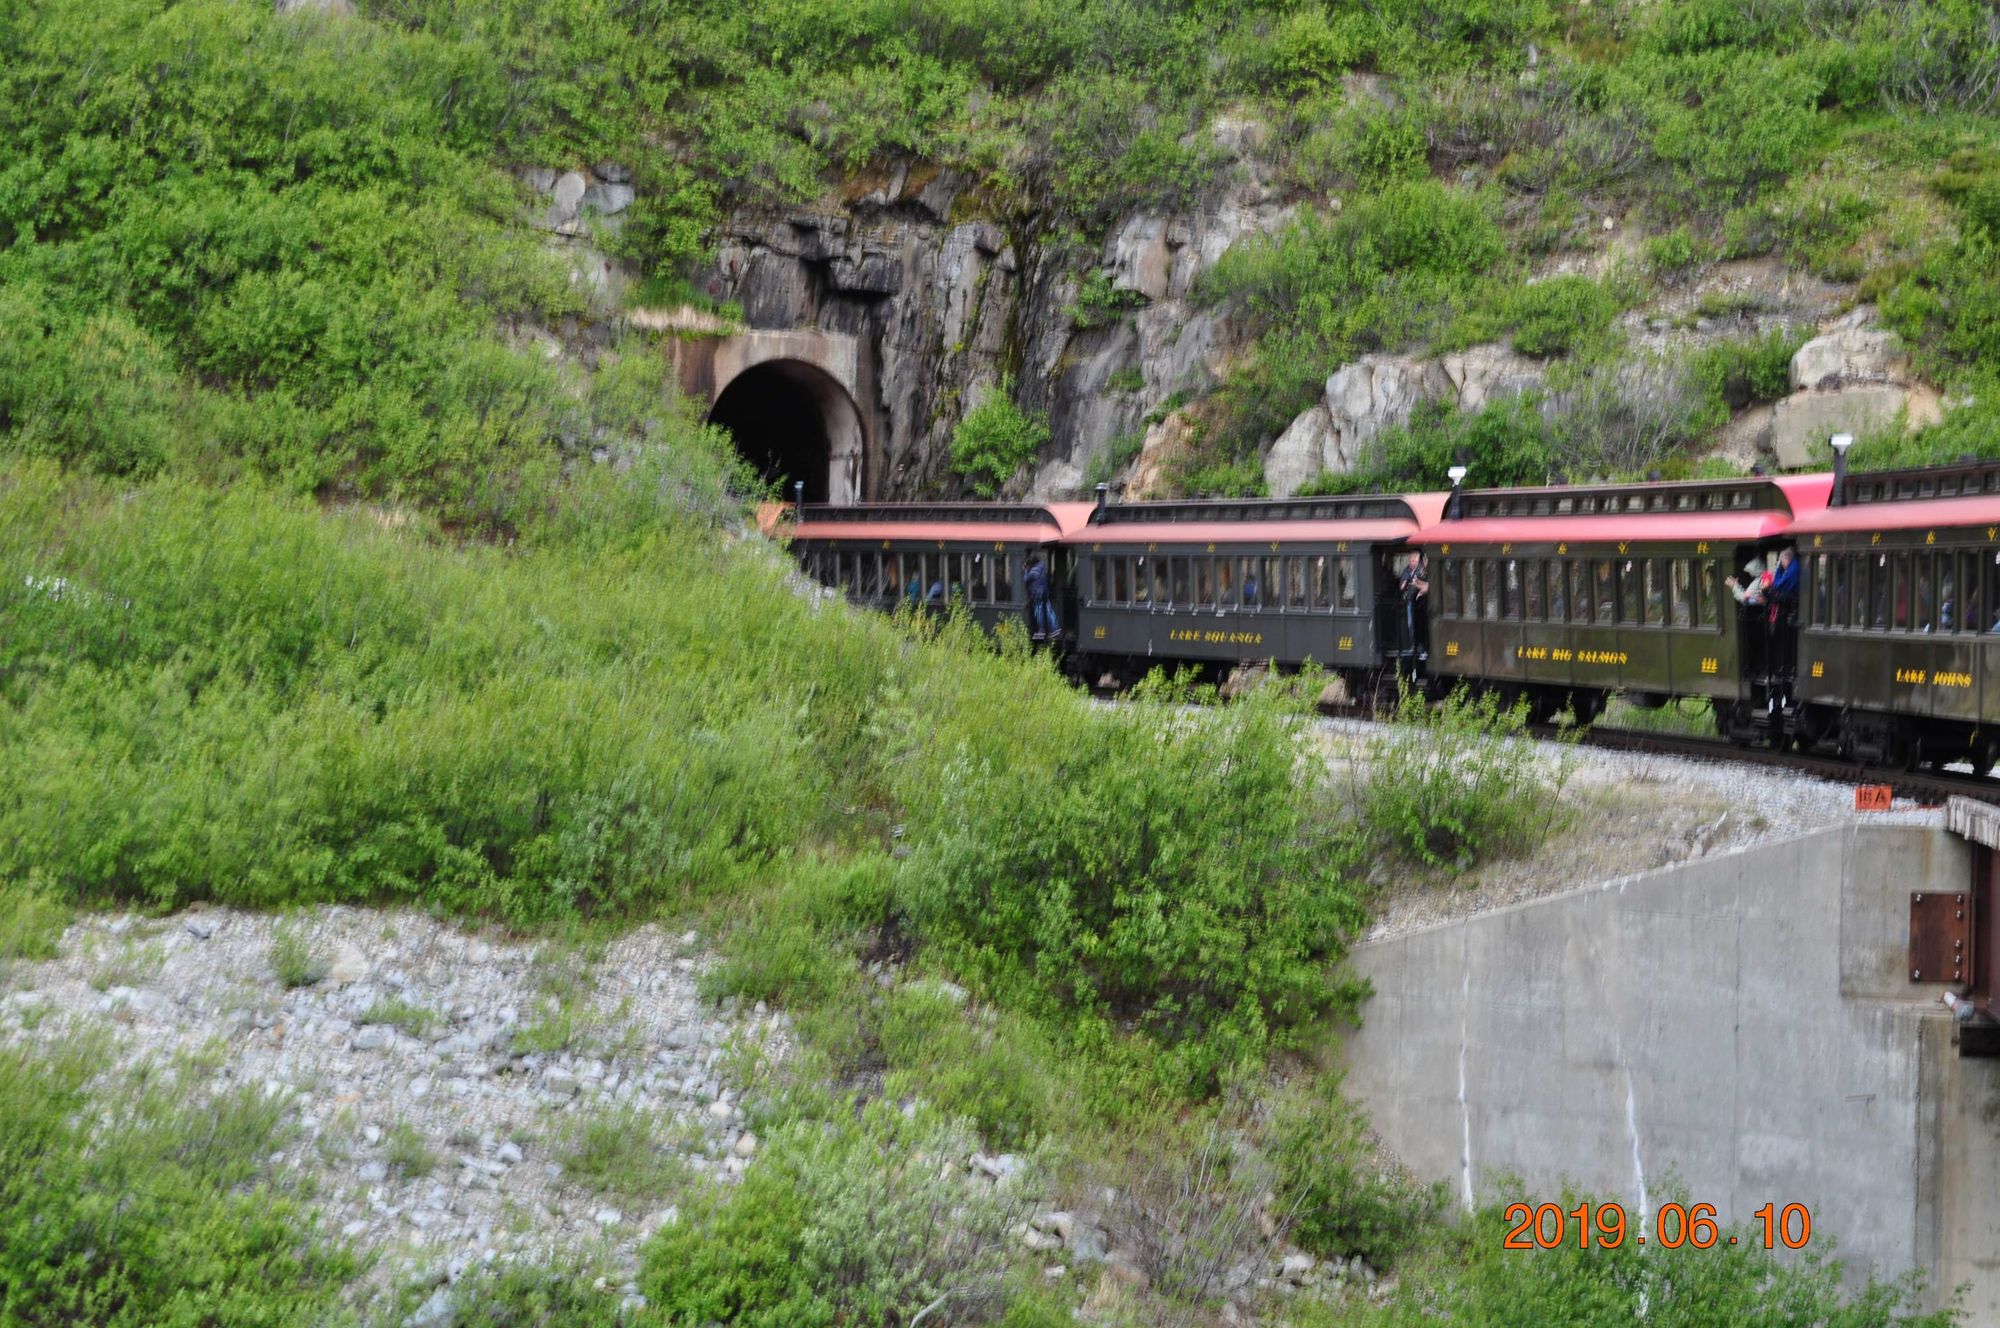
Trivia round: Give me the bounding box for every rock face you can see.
[1768,307,1938,469]
[668,119,1290,501]
[1263,346,1545,496]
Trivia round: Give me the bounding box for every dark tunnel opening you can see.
[707,360,850,503]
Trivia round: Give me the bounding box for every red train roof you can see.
[1062,492,1448,547]
[1786,492,2000,534]
[791,502,1095,544]
[1411,510,1801,546]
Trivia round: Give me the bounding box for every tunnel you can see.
[705,358,865,503]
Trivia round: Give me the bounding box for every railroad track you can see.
[1562,725,2000,808]
[1318,693,2000,808]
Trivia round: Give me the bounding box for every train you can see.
[786,456,2000,772]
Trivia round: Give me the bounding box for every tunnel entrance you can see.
[706,358,864,503]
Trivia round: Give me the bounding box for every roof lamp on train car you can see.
[1093,482,1110,521]
[1829,433,1854,507]
[1445,465,1469,519]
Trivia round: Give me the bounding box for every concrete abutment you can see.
[1342,822,2000,1323]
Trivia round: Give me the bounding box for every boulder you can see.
[1108,215,1172,303]
[1768,385,1910,469]
[1438,343,1544,412]
[1264,405,1336,498]
[1789,307,1908,390]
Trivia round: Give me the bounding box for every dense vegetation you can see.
[0,0,1986,1322]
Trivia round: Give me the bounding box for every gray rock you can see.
[495,1141,523,1165]
[353,1027,391,1052]
[358,1161,389,1183]
[184,918,214,940]
[1070,1225,1110,1264]
[544,1068,579,1098]
[594,1208,622,1227]
[1280,1252,1316,1283]
[404,1286,454,1328]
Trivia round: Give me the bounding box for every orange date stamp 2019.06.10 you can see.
[1503,1201,1812,1251]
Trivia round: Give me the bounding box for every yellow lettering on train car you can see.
[1501,543,1512,554]
[1696,542,1710,554]
[1927,531,1937,545]
[1936,671,1973,688]
[1871,533,1882,545]
[1337,636,1355,651]
[1896,667,1927,685]
[1552,648,1573,661]
[1517,645,1549,660]
[1557,543,1568,555]
[1811,661,1825,678]
[1336,541,1350,552]
[1094,626,1107,640]
[1445,641,1460,657]
[1812,535,1823,548]
[1207,542,1216,552]
[1577,650,1629,666]
[1617,542,1629,554]
[1700,657,1718,674]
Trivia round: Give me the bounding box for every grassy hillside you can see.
[0,1,1986,1322]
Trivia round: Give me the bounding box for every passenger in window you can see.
[1940,571,1955,633]
[1548,567,1567,621]
[1242,566,1260,607]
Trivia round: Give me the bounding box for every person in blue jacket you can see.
[1024,554,1060,641]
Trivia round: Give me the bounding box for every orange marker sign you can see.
[1854,785,1893,812]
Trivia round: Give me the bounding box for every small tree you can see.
[950,376,1050,497]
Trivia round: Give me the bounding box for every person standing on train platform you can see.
[1024,554,1060,641]
[1398,551,1429,658]
[1767,546,1800,707]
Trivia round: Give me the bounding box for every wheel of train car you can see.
[1792,703,1834,754]
[1574,690,1605,726]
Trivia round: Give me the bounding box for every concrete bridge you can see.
[641,311,874,504]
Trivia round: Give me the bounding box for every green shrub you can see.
[1272,1072,1446,1267]
[0,1038,357,1325]
[949,376,1052,498]
[879,983,1062,1149]
[641,1103,1029,1327]
[1508,276,1621,358]
[268,921,328,989]
[1068,271,1148,330]
[427,1260,620,1328]
[1645,225,1708,279]
[1364,684,1574,869]
[0,875,67,965]
[359,997,441,1039]
[896,672,1367,1094]
[384,1121,437,1180]
[556,1107,688,1202]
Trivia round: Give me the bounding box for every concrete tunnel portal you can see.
[705,358,865,504]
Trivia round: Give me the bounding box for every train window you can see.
[1502,560,1521,619]
[1240,557,1261,607]
[1104,557,1122,604]
[1131,557,1149,604]
[1091,558,1108,604]
[1592,560,1616,625]
[1570,562,1591,624]
[1195,557,1215,608]
[1170,557,1190,605]
[1892,554,1911,630]
[1335,558,1357,611]
[1619,560,1643,624]
[1868,554,1890,629]
[1829,555,1847,627]
[1809,554,1827,625]
[1313,555,1333,610]
[1524,560,1544,619]
[1949,552,1974,632]
[1670,560,1693,627]
[1642,560,1665,626]
[1439,560,1459,617]
[1260,557,1280,610]
[1548,562,1568,620]
[1915,555,1935,633]
[1219,557,1237,605]
[994,554,1014,604]
[1288,557,1309,609]
[1482,561,1502,620]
